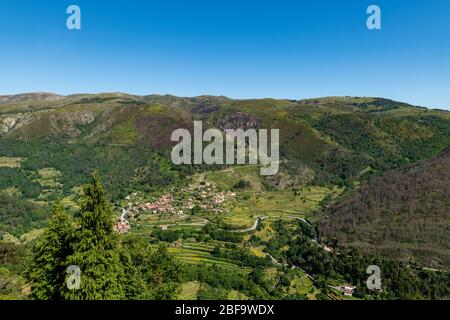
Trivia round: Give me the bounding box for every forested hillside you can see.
[318,149,450,268]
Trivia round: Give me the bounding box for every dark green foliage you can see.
[352,98,413,112]
[314,114,391,159]
[120,235,181,300]
[0,167,42,199]
[62,173,125,300]
[0,192,49,236]
[307,110,450,185]
[181,262,287,299]
[318,149,450,267]
[22,174,181,300]
[24,203,73,299]
[0,242,22,267]
[13,140,180,201]
[0,266,24,299]
[265,220,450,300]
[152,228,199,243]
[233,179,252,190]
[197,284,228,300]
[375,115,450,161]
[153,229,181,243]
[145,245,182,299]
[203,224,242,243]
[211,245,271,268]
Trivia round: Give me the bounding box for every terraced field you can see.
[0,157,23,168]
[167,241,253,273]
[222,186,342,227]
[115,169,344,299]
[178,281,200,300]
[131,215,207,236]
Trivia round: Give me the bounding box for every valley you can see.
[0,93,449,300]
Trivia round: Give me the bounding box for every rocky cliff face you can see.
[0,110,95,138]
[1,113,33,134]
[217,112,261,131]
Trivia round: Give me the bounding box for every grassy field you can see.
[262,266,319,299]
[60,195,79,213]
[222,186,342,228]
[202,165,263,191]
[1,187,21,196]
[178,281,200,300]
[196,165,343,228]
[34,167,62,188]
[0,157,22,168]
[288,272,320,299]
[227,290,249,300]
[148,240,245,274]
[249,246,266,257]
[19,228,45,242]
[167,241,253,273]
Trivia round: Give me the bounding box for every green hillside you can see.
[1,93,449,300]
[2,94,450,199]
[318,148,450,268]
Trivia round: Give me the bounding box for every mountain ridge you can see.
[1,92,447,111]
[0,93,449,269]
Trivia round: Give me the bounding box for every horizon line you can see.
[1,91,449,112]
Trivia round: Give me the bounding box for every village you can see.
[110,179,361,299]
[114,181,236,233]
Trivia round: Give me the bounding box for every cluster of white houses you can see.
[113,218,130,234]
[126,184,236,216]
[113,183,237,233]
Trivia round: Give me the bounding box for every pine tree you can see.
[62,173,125,300]
[119,234,152,299]
[120,235,181,300]
[146,245,181,299]
[25,202,73,300]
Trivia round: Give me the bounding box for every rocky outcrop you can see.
[0,109,95,138]
[217,112,261,131]
[0,113,33,134]
[48,110,96,138]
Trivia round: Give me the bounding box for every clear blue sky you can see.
[1,0,450,109]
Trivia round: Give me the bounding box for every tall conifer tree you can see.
[26,202,73,299]
[62,173,125,300]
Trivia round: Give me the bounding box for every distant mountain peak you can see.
[0,92,65,104]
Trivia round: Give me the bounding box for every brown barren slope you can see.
[318,149,450,268]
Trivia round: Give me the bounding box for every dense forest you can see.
[0,192,49,236]
[318,148,450,268]
[264,220,450,300]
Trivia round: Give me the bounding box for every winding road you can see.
[229,216,268,233]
